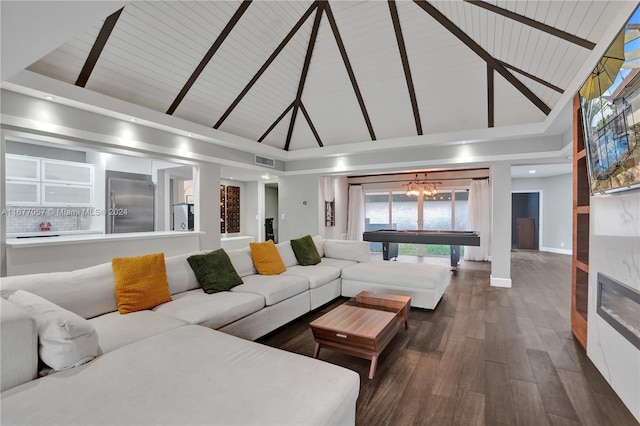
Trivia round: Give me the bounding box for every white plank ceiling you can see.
[26,0,630,152]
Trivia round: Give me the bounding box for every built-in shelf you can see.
[572,94,589,349]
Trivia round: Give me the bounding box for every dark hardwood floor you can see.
[259,250,640,425]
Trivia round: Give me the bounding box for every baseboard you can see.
[490,275,512,288]
[540,247,572,255]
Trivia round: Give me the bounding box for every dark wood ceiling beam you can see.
[300,102,323,147]
[487,64,494,128]
[464,1,595,50]
[497,60,564,94]
[325,3,376,141]
[285,3,325,151]
[258,101,295,143]
[215,2,319,130]
[76,8,124,87]
[166,1,252,115]
[388,0,422,135]
[413,0,551,115]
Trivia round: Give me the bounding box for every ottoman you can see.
[340,260,451,309]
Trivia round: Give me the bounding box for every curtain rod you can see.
[349,176,489,185]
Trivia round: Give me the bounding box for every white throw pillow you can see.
[7,290,99,371]
[323,239,370,263]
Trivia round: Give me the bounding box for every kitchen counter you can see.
[6,231,204,248]
[6,230,103,239]
[5,231,205,276]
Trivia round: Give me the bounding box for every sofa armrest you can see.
[1,298,38,392]
[323,239,370,263]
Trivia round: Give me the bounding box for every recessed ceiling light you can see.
[529,170,536,174]
[187,133,192,137]
[129,118,136,122]
[262,174,271,180]
[45,95,54,100]
[229,177,234,180]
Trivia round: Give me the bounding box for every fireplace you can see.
[597,273,640,350]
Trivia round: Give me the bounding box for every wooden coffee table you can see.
[310,291,411,379]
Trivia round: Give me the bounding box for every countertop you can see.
[6,230,103,238]
[6,231,204,248]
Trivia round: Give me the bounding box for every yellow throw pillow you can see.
[249,241,286,275]
[112,253,172,314]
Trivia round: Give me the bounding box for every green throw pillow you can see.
[187,249,243,294]
[290,235,321,266]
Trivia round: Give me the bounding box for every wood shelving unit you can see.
[225,185,240,233]
[572,94,589,349]
[220,185,226,234]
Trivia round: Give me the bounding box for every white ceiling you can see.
[1,1,636,182]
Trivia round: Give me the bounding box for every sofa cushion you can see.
[165,251,203,295]
[153,290,265,329]
[276,241,299,268]
[8,290,98,371]
[290,235,321,266]
[250,241,286,275]
[319,257,358,270]
[231,274,309,306]
[0,263,117,319]
[341,260,450,290]
[112,253,172,314]
[227,247,257,277]
[284,265,340,289]
[313,235,325,258]
[0,326,360,426]
[1,298,38,392]
[323,239,370,263]
[89,310,186,355]
[187,249,243,294]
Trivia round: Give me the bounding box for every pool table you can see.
[362,229,481,267]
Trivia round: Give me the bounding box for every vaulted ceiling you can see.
[25,1,628,152]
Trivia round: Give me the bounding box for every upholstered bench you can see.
[340,261,451,309]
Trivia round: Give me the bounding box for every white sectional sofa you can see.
[0,235,451,425]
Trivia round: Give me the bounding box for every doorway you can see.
[511,192,540,250]
[265,183,278,243]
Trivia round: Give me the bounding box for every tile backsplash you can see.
[5,206,92,233]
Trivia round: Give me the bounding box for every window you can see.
[364,186,469,257]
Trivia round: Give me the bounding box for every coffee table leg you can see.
[369,355,378,379]
[404,319,408,329]
[313,342,320,359]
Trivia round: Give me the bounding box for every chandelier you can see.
[404,173,439,198]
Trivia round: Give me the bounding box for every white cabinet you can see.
[6,181,40,205]
[6,155,40,181]
[42,184,92,206]
[42,159,93,185]
[4,155,94,206]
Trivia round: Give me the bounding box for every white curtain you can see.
[346,185,365,240]
[464,179,491,261]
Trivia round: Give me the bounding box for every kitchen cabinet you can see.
[42,184,92,206]
[4,155,94,207]
[6,181,40,205]
[6,155,40,181]
[42,159,93,185]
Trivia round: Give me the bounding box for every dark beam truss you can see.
[76,8,124,87]
[464,1,596,50]
[258,102,294,143]
[413,0,551,116]
[300,102,323,147]
[388,0,422,135]
[487,64,494,128]
[325,3,377,141]
[167,1,252,115]
[285,3,325,151]
[497,60,564,94]
[214,2,318,129]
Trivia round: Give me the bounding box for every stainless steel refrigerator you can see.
[106,174,155,233]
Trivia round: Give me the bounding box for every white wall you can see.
[242,181,260,241]
[588,190,640,422]
[195,164,220,250]
[265,185,278,242]
[512,173,573,254]
[491,164,512,288]
[278,174,320,242]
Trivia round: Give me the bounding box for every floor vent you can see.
[255,155,275,168]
